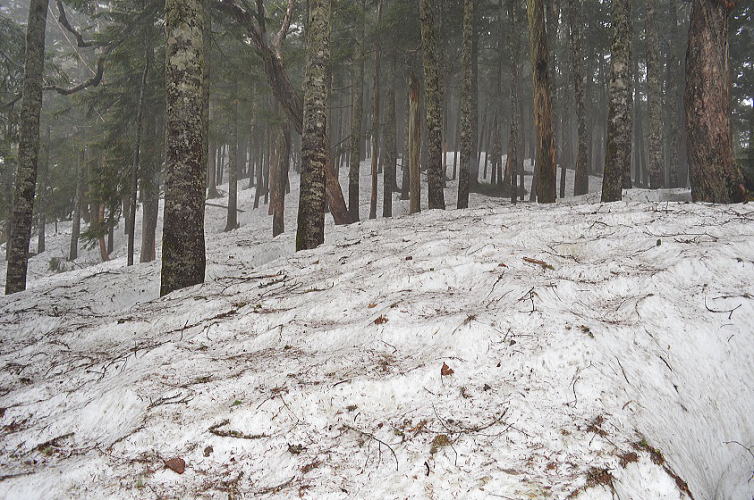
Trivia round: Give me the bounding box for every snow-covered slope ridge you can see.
[1,200,753,499]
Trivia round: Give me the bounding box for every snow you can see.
[1,159,753,499]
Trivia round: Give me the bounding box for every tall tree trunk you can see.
[5,0,48,295]
[383,55,397,218]
[225,82,239,231]
[36,125,50,254]
[601,0,631,202]
[69,147,84,261]
[271,121,290,237]
[527,0,557,203]
[568,0,588,196]
[685,0,744,203]
[160,0,207,296]
[506,0,522,204]
[470,5,480,190]
[297,0,331,251]
[2,110,15,259]
[369,0,384,220]
[409,73,422,214]
[128,33,151,266]
[419,0,446,210]
[645,0,664,189]
[349,0,366,221]
[140,113,160,263]
[458,0,474,209]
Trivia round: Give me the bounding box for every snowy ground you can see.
[0,160,753,499]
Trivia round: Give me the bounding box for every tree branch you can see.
[55,0,107,48]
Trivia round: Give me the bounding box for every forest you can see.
[0,0,753,499]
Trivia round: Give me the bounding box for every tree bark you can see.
[128,32,151,266]
[348,0,366,222]
[383,55,397,218]
[69,147,83,261]
[567,0,588,196]
[296,0,331,251]
[225,82,239,231]
[140,113,160,263]
[601,0,631,202]
[527,0,557,203]
[36,125,50,254]
[685,0,745,203]
[369,0,383,220]
[645,0,664,189]
[419,0,446,210]
[5,0,48,295]
[271,121,290,237]
[458,0,474,209]
[506,0,522,205]
[160,0,207,296]
[409,73,422,214]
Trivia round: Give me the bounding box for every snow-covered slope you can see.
[1,163,752,499]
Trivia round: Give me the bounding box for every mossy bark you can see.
[419,0,446,210]
[296,0,331,251]
[601,0,632,202]
[160,0,207,296]
[5,0,48,295]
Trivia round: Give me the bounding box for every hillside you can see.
[1,166,753,499]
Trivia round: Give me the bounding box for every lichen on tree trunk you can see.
[419,0,446,210]
[296,0,331,251]
[5,0,48,295]
[601,0,631,203]
[160,0,207,296]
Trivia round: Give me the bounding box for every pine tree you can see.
[685,0,745,202]
[419,0,446,210]
[457,0,474,209]
[527,0,557,203]
[645,0,664,189]
[567,0,589,196]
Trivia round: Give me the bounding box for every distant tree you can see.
[5,0,48,295]
[645,0,664,189]
[567,0,589,196]
[408,72,421,214]
[349,0,366,222]
[685,0,745,202]
[160,0,207,296]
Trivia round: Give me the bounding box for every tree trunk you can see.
[271,121,290,237]
[5,0,48,295]
[458,0,474,209]
[225,82,240,231]
[296,0,331,251]
[348,0,366,222]
[419,0,446,210]
[140,113,160,263]
[685,0,744,203]
[383,55,397,218]
[409,73,422,214]
[128,34,151,266]
[160,0,207,296]
[527,0,557,203]
[645,0,664,189]
[601,0,631,202]
[507,0,522,204]
[36,125,50,254]
[369,0,384,220]
[70,148,84,261]
[567,0,588,196]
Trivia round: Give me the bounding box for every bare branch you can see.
[272,0,295,56]
[55,0,107,48]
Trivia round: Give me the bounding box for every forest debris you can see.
[374,315,388,325]
[441,362,454,376]
[164,457,185,474]
[208,420,268,440]
[523,257,555,270]
[430,434,451,454]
